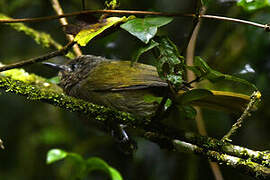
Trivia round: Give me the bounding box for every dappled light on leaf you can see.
[120,17,173,43]
[46,149,68,164]
[154,37,185,90]
[74,16,133,46]
[47,148,122,180]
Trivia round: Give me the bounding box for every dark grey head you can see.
[58,55,108,94]
[43,55,109,94]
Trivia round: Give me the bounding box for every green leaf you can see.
[133,40,159,62]
[176,89,213,104]
[46,149,122,180]
[75,16,133,46]
[108,167,123,180]
[237,0,269,11]
[120,17,173,43]
[154,37,185,90]
[190,56,257,90]
[193,56,224,82]
[46,149,68,164]
[86,157,122,180]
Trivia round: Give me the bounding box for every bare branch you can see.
[50,0,82,56]
[0,9,268,30]
[0,41,75,72]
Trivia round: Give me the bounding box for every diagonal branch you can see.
[50,0,82,56]
[0,41,75,72]
[0,70,269,179]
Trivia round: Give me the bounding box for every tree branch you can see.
[0,9,268,30]
[0,13,63,50]
[50,0,82,56]
[0,69,269,178]
[0,41,75,72]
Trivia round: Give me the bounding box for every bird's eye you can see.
[70,63,77,71]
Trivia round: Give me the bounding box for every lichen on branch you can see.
[1,68,270,179]
[0,69,135,125]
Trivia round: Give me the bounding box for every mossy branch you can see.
[0,13,62,50]
[0,69,270,179]
[173,139,270,179]
[0,70,136,125]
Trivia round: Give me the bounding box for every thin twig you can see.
[0,41,75,72]
[185,5,224,180]
[222,91,261,142]
[200,14,266,29]
[50,0,82,56]
[0,9,268,30]
[0,139,4,149]
[0,10,193,23]
[173,140,270,179]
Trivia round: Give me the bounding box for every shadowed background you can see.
[0,0,269,179]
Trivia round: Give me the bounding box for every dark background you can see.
[0,0,270,179]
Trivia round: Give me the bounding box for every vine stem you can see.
[0,9,269,30]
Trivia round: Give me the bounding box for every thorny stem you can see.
[0,9,269,31]
[0,41,75,72]
[222,91,261,142]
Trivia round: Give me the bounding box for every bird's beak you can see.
[42,62,71,72]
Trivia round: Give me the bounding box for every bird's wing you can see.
[83,60,168,91]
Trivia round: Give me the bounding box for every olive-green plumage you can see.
[58,55,251,117]
[59,55,168,117]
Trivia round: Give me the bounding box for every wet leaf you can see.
[120,17,173,43]
[154,37,185,90]
[46,149,68,164]
[75,16,134,46]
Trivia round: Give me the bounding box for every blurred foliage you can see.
[0,0,270,180]
[47,149,122,180]
[237,0,270,11]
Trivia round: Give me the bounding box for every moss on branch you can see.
[1,68,270,179]
[0,69,135,124]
